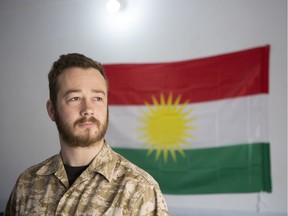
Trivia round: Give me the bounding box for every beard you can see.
[54,109,109,148]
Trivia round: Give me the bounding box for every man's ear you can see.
[46,100,56,122]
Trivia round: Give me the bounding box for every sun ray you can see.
[163,149,168,162]
[173,95,182,107]
[159,93,165,106]
[147,147,154,156]
[167,92,173,106]
[151,95,159,106]
[156,148,162,160]
[170,149,177,161]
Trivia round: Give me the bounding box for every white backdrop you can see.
[0,0,286,215]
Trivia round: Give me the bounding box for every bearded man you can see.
[5,53,169,216]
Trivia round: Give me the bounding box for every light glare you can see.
[106,0,121,13]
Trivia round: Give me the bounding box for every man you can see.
[5,53,169,215]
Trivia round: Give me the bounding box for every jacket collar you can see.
[36,141,117,183]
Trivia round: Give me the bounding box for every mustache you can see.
[74,116,100,127]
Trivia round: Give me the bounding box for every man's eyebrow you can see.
[92,89,107,96]
[63,89,107,97]
[63,89,81,97]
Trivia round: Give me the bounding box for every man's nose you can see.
[80,100,94,116]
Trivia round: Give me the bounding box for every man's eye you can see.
[95,97,102,101]
[69,97,81,102]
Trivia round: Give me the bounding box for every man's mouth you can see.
[79,121,96,128]
[75,117,100,128]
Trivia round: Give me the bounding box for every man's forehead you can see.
[60,68,105,82]
[57,68,108,93]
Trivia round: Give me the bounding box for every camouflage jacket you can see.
[5,142,169,215]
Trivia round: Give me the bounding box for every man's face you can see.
[49,67,108,148]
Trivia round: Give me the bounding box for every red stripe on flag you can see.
[104,46,269,105]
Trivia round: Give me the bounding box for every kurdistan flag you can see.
[103,45,272,194]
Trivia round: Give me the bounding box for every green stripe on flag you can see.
[112,143,271,194]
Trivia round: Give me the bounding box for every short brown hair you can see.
[48,53,107,106]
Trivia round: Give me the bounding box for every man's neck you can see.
[60,140,104,167]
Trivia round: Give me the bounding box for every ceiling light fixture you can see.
[106,0,121,13]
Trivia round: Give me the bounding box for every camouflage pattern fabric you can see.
[5,142,169,215]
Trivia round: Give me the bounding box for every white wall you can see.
[0,0,286,215]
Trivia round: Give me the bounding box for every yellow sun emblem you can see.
[138,93,195,162]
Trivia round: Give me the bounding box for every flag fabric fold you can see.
[103,45,272,194]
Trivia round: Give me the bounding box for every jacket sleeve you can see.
[132,184,169,216]
[4,187,16,216]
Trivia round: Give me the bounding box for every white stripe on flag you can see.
[106,94,268,149]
